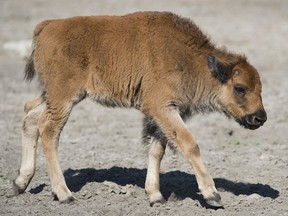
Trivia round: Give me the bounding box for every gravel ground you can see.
[0,0,287,215]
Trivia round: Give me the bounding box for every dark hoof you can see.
[205,192,223,208]
[150,197,166,207]
[52,192,75,204]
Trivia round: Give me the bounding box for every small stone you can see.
[238,194,246,201]
[86,192,92,199]
[228,130,234,136]
[194,201,200,207]
[51,201,56,206]
[246,193,262,202]
[81,190,88,197]
[80,190,92,199]
[0,189,6,196]
[103,181,113,187]
[125,190,132,197]
[275,198,283,204]
[95,188,102,195]
[103,181,121,194]
[120,188,127,194]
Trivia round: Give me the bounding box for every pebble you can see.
[125,190,132,197]
[103,180,114,187]
[51,201,57,206]
[37,196,43,202]
[103,181,120,191]
[81,190,88,197]
[80,190,92,199]
[103,181,119,190]
[85,192,92,199]
[0,189,6,196]
[165,206,171,210]
[95,188,102,195]
[120,188,127,194]
[246,193,262,202]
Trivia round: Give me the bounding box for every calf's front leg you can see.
[149,107,222,207]
[143,116,168,205]
[145,137,166,206]
[38,102,74,203]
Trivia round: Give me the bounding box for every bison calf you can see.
[13,11,266,207]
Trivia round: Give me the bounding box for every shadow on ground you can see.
[29,166,279,206]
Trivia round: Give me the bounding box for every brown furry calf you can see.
[13,12,266,207]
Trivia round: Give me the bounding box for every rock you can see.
[120,188,127,194]
[81,190,88,197]
[85,192,92,199]
[125,190,132,197]
[165,206,171,210]
[51,201,57,206]
[246,193,262,202]
[103,181,118,188]
[80,189,92,199]
[95,188,102,195]
[103,181,121,194]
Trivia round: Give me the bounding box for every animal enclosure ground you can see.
[0,0,287,215]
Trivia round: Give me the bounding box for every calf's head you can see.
[208,54,267,130]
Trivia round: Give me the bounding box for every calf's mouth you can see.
[238,110,267,130]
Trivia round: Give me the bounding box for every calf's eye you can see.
[234,85,246,96]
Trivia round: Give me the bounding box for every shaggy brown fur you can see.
[13,11,266,207]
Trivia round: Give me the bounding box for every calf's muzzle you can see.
[241,110,267,130]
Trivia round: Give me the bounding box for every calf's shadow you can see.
[30,166,279,208]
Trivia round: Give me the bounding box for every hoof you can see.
[59,196,75,204]
[205,192,223,208]
[12,180,25,196]
[52,192,75,204]
[149,195,165,207]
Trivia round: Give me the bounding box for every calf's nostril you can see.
[244,110,267,127]
[253,116,262,125]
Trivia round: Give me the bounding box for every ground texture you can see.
[0,0,287,215]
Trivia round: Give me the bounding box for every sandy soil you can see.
[0,0,287,215]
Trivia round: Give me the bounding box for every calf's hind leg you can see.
[13,97,45,195]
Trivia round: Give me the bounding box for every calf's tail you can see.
[24,49,35,81]
[24,20,54,82]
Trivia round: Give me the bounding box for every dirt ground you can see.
[0,0,287,215]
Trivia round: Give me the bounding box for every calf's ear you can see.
[207,54,232,84]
